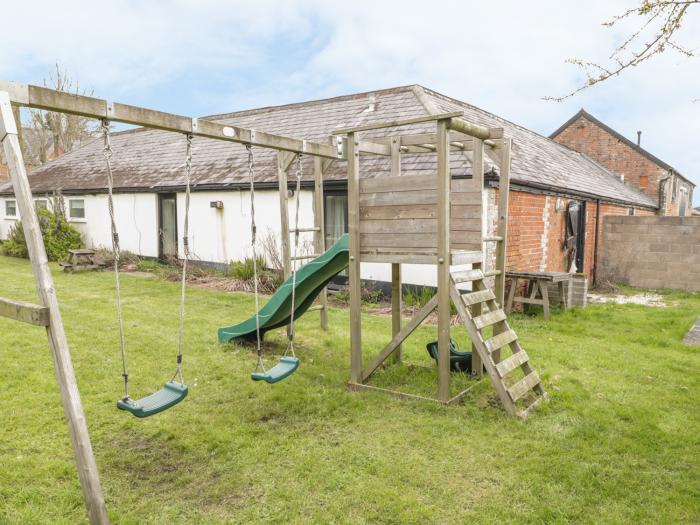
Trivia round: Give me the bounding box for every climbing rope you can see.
[246,144,264,372]
[284,153,303,358]
[171,133,193,385]
[102,120,129,400]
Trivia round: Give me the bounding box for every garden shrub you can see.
[2,208,83,261]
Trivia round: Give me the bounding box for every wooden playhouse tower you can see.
[335,112,546,417]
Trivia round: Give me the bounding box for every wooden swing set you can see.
[0,80,545,525]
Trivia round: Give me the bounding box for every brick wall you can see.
[599,216,700,292]
[504,188,654,282]
[0,164,8,182]
[553,115,693,217]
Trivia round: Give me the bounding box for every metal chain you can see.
[285,153,303,358]
[246,144,264,371]
[172,134,192,385]
[102,120,129,400]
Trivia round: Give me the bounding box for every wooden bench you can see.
[59,249,105,273]
[505,271,571,321]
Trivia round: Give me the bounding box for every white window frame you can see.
[4,199,18,219]
[34,198,49,211]
[68,198,87,222]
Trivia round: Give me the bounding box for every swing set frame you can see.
[0,80,355,525]
[0,79,528,524]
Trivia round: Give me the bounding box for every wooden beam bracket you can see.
[0,297,50,326]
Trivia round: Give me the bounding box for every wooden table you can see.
[59,249,105,272]
[505,271,571,321]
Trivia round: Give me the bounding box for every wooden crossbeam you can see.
[361,295,438,382]
[448,117,503,141]
[0,297,50,326]
[0,81,338,159]
[332,111,463,134]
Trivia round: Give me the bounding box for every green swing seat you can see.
[251,356,299,384]
[117,381,188,418]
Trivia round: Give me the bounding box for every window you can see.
[324,193,348,248]
[628,208,634,216]
[34,199,48,211]
[5,199,17,218]
[68,199,85,220]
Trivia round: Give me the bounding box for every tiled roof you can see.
[0,85,657,208]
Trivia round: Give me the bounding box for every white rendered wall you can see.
[1,189,484,288]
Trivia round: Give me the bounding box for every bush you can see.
[405,286,457,315]
[2,208,83,261]
[229,255,268,281]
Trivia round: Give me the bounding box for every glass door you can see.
[158,193,178,260]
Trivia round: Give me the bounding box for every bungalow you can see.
[0,85,658,288]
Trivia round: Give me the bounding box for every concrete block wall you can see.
[599,216,700,292]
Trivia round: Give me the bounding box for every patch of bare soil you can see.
[587,292,668,307]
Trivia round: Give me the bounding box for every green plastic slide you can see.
[218,234,349,344]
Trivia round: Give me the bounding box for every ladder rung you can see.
[507,371,541,402]
[495,350,529,377]
[461,289,496,306]
[473,309,507,330]
[451,269,484,283]
[483,329,518,353]
[290,227,320,233]
[482,269,502,278]
[450,250,482,265]
[483,236,503,242]
[290,254,320,261]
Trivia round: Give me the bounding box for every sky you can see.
[2,0,699,203]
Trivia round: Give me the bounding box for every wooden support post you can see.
[436,119,451,402]
[492,139,511,364]
[390,136,402,363]
[277,151,293,336]
[313,156,328,330]
[0,92,109,524]
[471,138,484,377]
[494,139,511,306]
[347,133,362,384]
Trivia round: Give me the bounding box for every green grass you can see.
[1,254,699,524]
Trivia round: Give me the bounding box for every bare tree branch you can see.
[545,1,698,101]
[28,64,99,164]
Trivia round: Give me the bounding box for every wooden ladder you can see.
[449,268,547,418]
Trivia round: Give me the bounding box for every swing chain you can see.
[102,119,130,400]
[246,144,264,372]
[285,153,303,358]
[172,133,193,385]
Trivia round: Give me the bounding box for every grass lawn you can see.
[1,254,700,524]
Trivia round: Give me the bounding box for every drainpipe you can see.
[592,199,601,287]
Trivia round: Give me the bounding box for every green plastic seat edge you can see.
[251,356,299,384]
[116,381,188,418]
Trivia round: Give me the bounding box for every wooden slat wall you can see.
[359,174,482,259]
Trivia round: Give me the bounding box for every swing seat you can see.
[251,356,299,384]
[117,381,188,418]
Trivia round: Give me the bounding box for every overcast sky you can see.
[2,0,698,203]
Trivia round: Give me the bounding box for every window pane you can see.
[5,200,16,216]
[69,199,85,219]
[324,194,348,248]
[35,199,48,210]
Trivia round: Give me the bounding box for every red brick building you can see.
[551,109,695,217]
